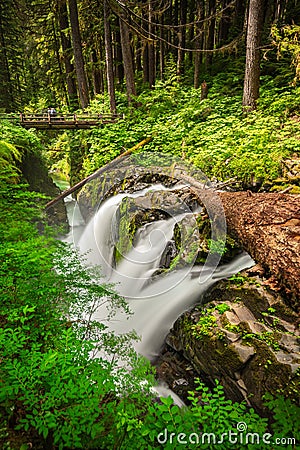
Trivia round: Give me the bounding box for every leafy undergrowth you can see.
[0,130,299,449]
[47,75,300,191]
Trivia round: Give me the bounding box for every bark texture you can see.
[119,18,137,103]
[104,0,116,113]
[68,0,89,109]
[242,0,264,111]
[58,0,78,110]
[219,192,300,308]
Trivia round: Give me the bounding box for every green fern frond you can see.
[0,141,22,181]
[0,140,22,162]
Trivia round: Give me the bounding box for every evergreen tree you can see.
[104,0,117,113]
[243,0,265,111]
[68,0,89,109]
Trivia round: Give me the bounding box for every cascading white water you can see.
[74,185,254,361]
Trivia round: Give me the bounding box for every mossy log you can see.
[193,189,300,308]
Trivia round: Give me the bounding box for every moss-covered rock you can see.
[20,151,68,231]
[166,273,300,415]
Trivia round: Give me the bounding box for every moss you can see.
[114,198,137,263]
[191,313,218,339]
[246,340,292,387]
[213,342,245,373]
[191,303,232,340]
[290,185,300,194]
[220,315,241,334]
[242,331,281,352]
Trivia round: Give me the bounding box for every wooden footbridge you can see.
[0,112,123,130]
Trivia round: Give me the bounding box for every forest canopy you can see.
[1,0,300,113]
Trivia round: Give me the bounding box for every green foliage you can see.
[0,120,43,156]
[0,140,22,181]
[191,304,230,340]
[228,273,251,285]
[0,176,155,449]
[134,379,269,450]
[264,394,300,445]
[1,120,299,449]
[186,379,268,448]
[272,25,300,85]
[46,77,300,191]
[192,311,218,338]
[242,331,281,352]
[0,140,21,166]
[207,238,227,256]
[46,131,71,180]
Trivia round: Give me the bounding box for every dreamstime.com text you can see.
[157,422,296,446]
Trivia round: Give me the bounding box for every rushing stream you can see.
[64,185,254,361]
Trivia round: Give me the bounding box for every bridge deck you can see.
[0,113,122,129]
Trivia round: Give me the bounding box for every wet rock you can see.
[77,165,185,222]
[164,274,300,415]
[77,162,242,269]
[20,151,68,231]
[160,241,177,268]
[111,189,200,264]
[154,347,199,403]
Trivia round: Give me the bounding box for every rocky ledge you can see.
[158,267,300,415]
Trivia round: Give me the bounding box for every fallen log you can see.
[46,156,300,306]
[193,189,300,308]
[45,137,152,210]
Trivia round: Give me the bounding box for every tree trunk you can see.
[114,27,124,85]
[219,192,300,308]
[191,189,300,308]
[119,18,137,104]
[142,0,155,88]
[177,0,187,76]
[242,0,264,112]
[68,0,89,109]
[50,5,68,106]
[193,0,204,89]
[91,49,103,95]
[104,0,116,113]
[57,0,79,110]
[218,0,231,45]
[187,0,195,64]
[234,0,247,28]
[148,0,155,88]
[205,0,215,70]
[143,40,149,84]
[159,14,165,80]
[0,2,13,111]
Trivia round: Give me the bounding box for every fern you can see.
[0,141,22,181]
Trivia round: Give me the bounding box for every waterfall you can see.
[72,185,254,361]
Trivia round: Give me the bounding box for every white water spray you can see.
[75,186,254,361]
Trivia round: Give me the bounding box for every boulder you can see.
[165,272,300,415]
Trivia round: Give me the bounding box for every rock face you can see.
[76,159,300,411]
[165,271,300,415]
[77,165,182,222]
[112,188,202,266]
[20,151,68,230]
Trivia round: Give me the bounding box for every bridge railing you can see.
[0,112,123,124]
[19,112,123,122]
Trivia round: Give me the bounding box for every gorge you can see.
[61,155,300,415]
